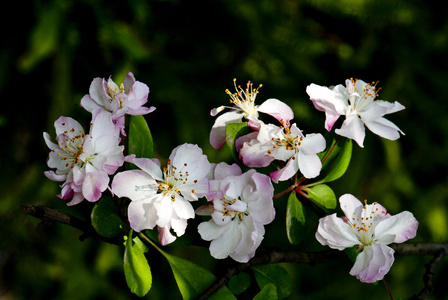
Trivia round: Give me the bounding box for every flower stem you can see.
[383,277,394,300]
[321,135,341,165]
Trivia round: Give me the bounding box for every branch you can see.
[21,204,119,244]
[197,243,448,300]
[21,204,448,300]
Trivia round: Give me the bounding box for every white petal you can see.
[349,244,395,283]
[335,115,366,147]
[128,200,158,232]
[209,221,241,259]
[257,98,294,123]
[374,211,418,244]
[339,194,363,219]
[297,151,322,179]
[111,170,157,201]
[315,214,359,250]
[364,117,404,141]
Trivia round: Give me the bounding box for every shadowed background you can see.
[1,0,447,299]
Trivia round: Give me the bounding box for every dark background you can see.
[1,0,447,299]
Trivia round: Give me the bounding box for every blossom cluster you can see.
[44,74,417,282]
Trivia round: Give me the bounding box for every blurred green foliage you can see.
[1,0,448,299]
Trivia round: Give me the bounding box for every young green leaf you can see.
[161,251,218,300]
[228,271,252,295]
[286,191,306,245]
[91,197,123,238]
[305,184,337,210]
[225,122,251,162]
[123,231,152,297]
[319,138,352,183]
[253,283,278,300]
[128,115,154,159]
[251,264,291,299]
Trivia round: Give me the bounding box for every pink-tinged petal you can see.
[257,98,294,124]
[132,157,164,181]
[123,72,136,92]
[297,151,322,179]
[364,117,404,141]
[213,162,242,180]
[126,106,156,116]
[89,77,109,104]
[44,170,67,182]
[269,156,299,183]
[239,139,274,168]
[126,81,149,106]
[80,94,100,113]
[374,211,418,244]
[335,114,366,147]
[349,244,395,283]
[112,170,157,201]
[82,171,109,202]
[66,192,85,206]
[235,131,258,154]
[315,213,359,250]
[128,199,158,232]
[158,225,177,246]
[210,111,244,150]
[339,194,364,219]
[306,83,347,131]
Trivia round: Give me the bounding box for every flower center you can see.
[155,159,194,201]
[225,78,262,117]
[267,122,303,156]
[343,200,386,249]
[348,78,381,113]
[57,128,86,171]
[218,196,248,222]
[107,82,126,108]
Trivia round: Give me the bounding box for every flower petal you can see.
[335,114,366,147]
[257,98,294,124]
[374,211,418,244]
[315,213,359,250]
[349,244,395,283]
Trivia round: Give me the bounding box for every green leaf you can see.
[225,122,252,162]
[228,272,251,295]
[123,231,152,297]
[253,283,278,300]
[91,197,123,238]
[208,286,237,300]
[286,191,306,245]
[161,251,217,300]
[319,138,352,183]
[128,115,154,159]
[306,184,337,210]
[251,264,291,299]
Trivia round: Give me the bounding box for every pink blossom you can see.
[210,79,294,150]
[306,78,405,147]
[81,72,156,135]
[239,122,326,182]
[44,111,125,205]
[197,163,275,263]
[111,144,211,245]
[315,194,418,283]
